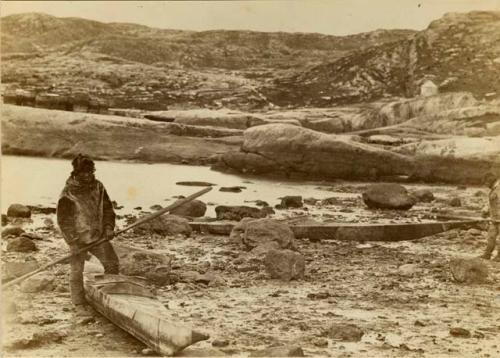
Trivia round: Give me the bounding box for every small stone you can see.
[212,339,229,347]
[398,264,419,276]
[1,214,8,226]
[278,196,303,209]
[95,333,104,338]
[255,200,269,207]
[311,338,328,347]
[449,197,461,207]
[450,327,471,338]
[43,218,55,228]
[412,189,435,203]
[323,323,364,342]
[150,204,163,211]
[6,237,37,252]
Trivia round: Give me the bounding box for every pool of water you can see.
[1,155,357,217]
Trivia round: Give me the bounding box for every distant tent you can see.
[420,80,438,97]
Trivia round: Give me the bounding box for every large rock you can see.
[113,244,172,285]
[250,345,304,357]
[264,249,305,281]
[233,218,296,250]
[7,204,31,218]
[215,205,267,221]
[362,183,416,210]
[6,237,37,252]
[170,199,207,218]
[135,214,192,236]
[450,258,488,284]
[20,273,56,293]
[221,124,414,180]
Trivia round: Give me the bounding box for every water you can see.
[1,155,356,217]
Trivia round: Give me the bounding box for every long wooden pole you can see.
[3,187,212,289]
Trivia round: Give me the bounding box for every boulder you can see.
[362,183,416,210]
[264,249,305,281]
[239,218,296,250]
[2,260,39,281]
[6,237,37,252]
[7,204,31,218]
[323,323,364,342]
[250,345,304,357]
[215,205,267,221]
[135,214,192,236]
[170,199,207,218]
[412,189,435,203]
[2,225,25,238]
[221,124,414,180]
[450,258,488,284]
[113,244,172,285]
[20,273,56,293]
[277,196,303,209]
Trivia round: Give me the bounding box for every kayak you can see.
[189,218,482,241]
[83,273,209,356]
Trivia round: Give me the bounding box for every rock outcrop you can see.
[220,124,414,180]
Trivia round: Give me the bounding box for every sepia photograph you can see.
[1,0,500,356]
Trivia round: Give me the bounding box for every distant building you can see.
[420,80,438,97]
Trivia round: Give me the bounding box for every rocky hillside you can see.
[1,12,414,70]
[0,12,413,110]
[264,11,500,106]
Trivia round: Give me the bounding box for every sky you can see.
[1,0,500,35]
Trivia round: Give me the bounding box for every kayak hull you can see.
[84,273,208,356]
